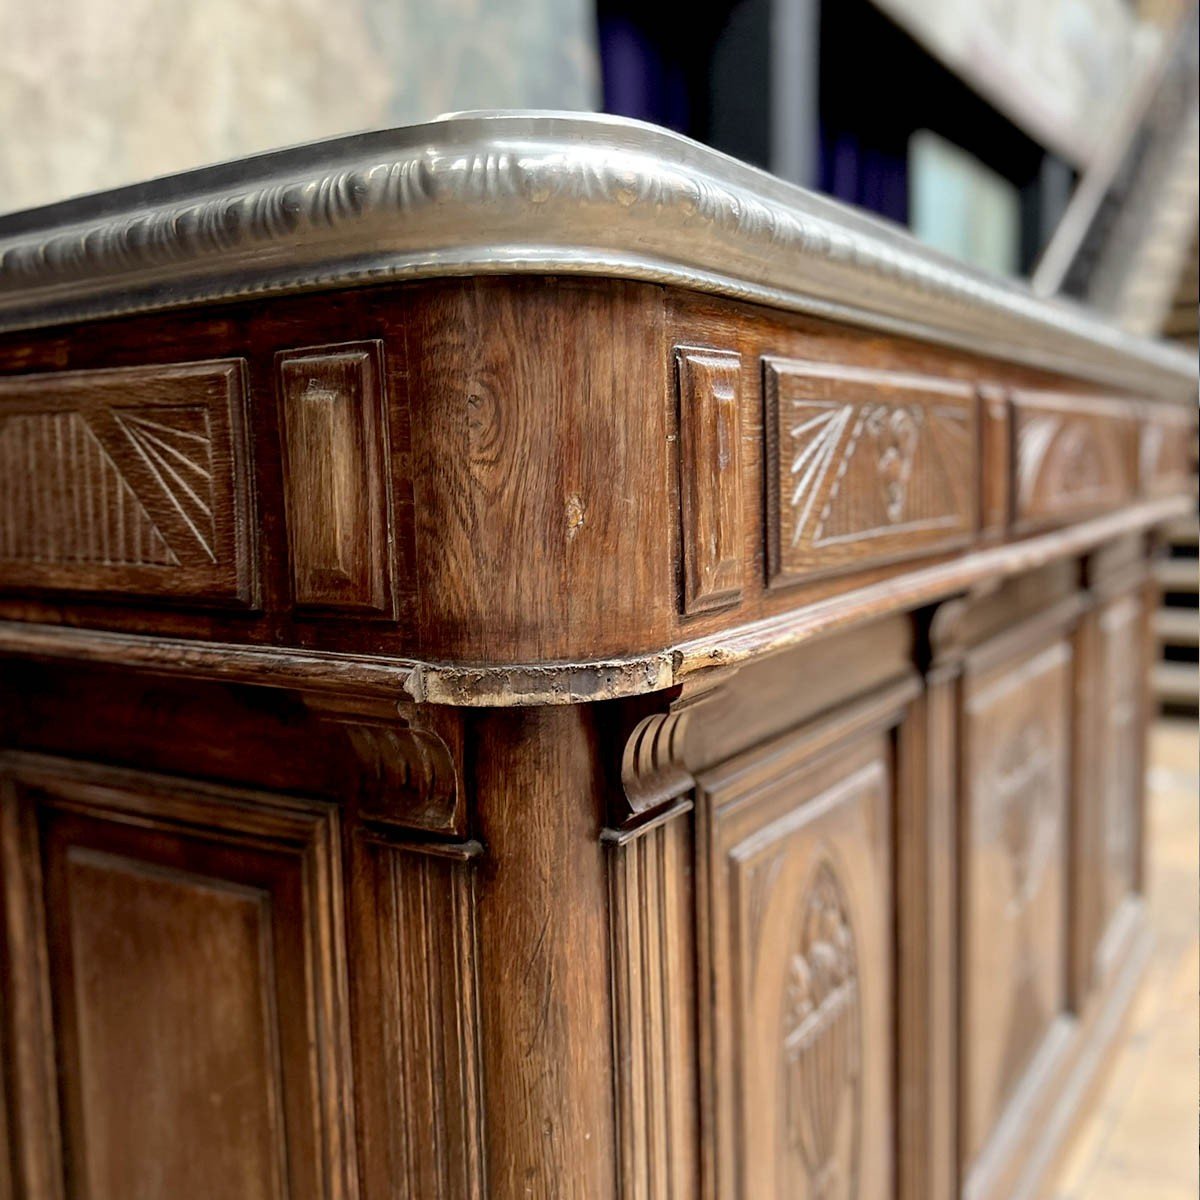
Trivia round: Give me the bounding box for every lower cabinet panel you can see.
[697,695,905,1200]
[0,756,355,1200]
[961,639,1072,1179]
[1095,592,1144,967]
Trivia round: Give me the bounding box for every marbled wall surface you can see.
[0,0,600,213]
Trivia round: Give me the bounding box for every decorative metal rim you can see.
[0,110,1194,397]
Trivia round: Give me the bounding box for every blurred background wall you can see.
[0,0,600,213]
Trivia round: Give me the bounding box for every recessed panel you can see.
[278,342,393,614]
[963,639,1071,1167]
[1012,391,1137,530]
[1096,594,1144,951]
[765,359,976,587]
[1,760,355,1200]
[61,850,285,1200]
[676,346,744,613]
[699,719,895,1199]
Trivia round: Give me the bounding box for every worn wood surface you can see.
[0,267,1191,1199]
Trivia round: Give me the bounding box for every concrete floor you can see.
[1046,720,1199,1199]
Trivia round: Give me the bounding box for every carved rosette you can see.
[783,861,862,1200]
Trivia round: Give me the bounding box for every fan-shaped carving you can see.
[0,411,175,566]
[116,406,216,561]
[766,361,975,586]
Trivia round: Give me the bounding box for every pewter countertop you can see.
[0,110,1194,398]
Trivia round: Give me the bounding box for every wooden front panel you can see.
[0,361,256,604]
[49,838,288,1200]
[277,342,394,614]
[698,701,900,1199]
[764,358,976,587]
[1012,391,1137,530]
[1094,592,1145,959]
[962,639,1072,1171]
[1139,404,1196,497]
[0,758,355,1200]
[675,347,744,614]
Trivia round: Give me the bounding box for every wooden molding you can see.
[348,835,485,1198]
[608,670,736,830]
[675,346,744,614]
[605,799,699,1199]
[277,341,394,615]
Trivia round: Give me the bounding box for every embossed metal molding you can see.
[0,113,1192,397]
[765,359,977,587]
[0,360,256,604]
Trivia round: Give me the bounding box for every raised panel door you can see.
[696,694,906,1199]
[0,756,355,1200]
[961,639,1072,1179]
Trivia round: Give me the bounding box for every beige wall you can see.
[0,0,599,213]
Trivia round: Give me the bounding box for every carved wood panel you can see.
[765,359,976,587]
[0,361,256,604]
[675,347,743,614]
[697,709,897,1199]
[962,639,1072,1174]
[277,343,394,614]
[1139,405,1196,498]
[0,756,356,1200]
[1011,391,1137,530]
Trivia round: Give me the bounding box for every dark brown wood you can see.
[0,248,1192,1198]
[470,706,617,1198]
[0,360,256,606]
[1,755,356,1200]
[277,342,394,614]
[764,358,977,588]
[695,677,917,1199]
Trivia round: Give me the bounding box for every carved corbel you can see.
[926,595,970,672]
[304,694,467,839]
[601,667,736,842]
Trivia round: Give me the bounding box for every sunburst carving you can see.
[0,411,175,566]
[787,402,855,546]
[785,397,970,549]
[116,406,216,561]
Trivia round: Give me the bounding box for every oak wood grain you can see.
[277,342,393,614]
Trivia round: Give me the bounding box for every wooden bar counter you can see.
[0,113,1195,1200]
